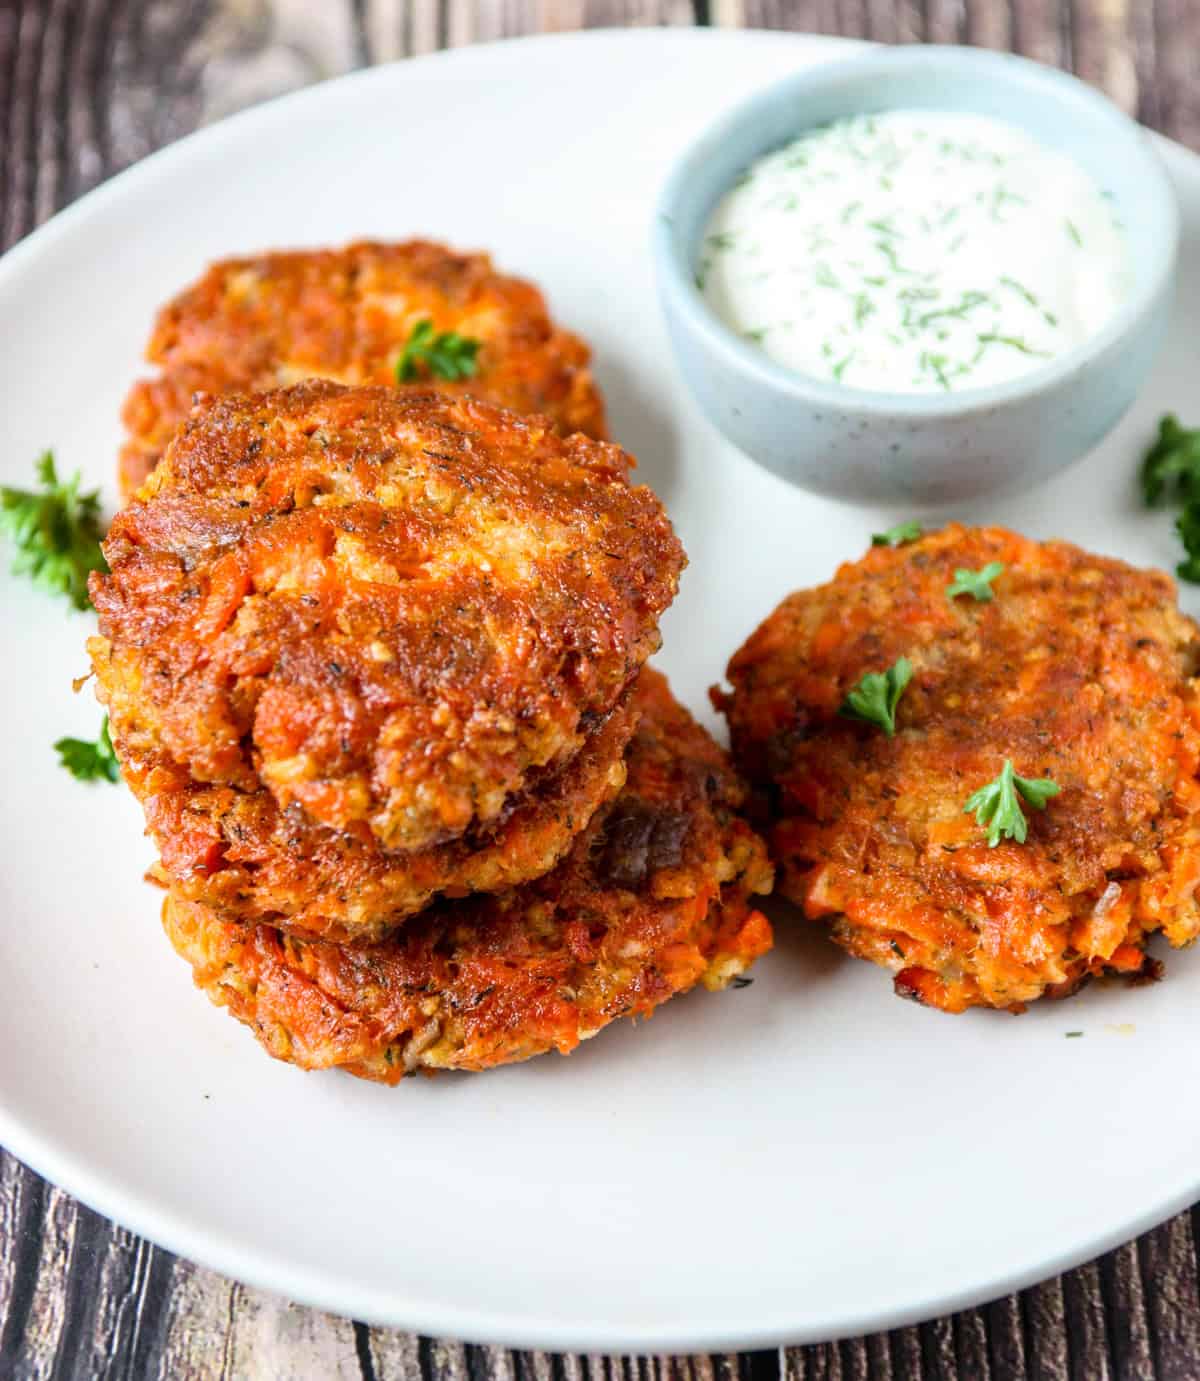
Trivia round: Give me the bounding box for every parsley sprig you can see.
[1141,415,1200,582]
[872,521,922,548]
[54,716,119,784]
[1137,411,1200,580]
[839,656,912,738]
[395,320,482,383]
[1141,415,1200,505]
[1,452,106,610]
[1178,506,1200,583]
[963,759,1059,847]
[946,561,1004,602]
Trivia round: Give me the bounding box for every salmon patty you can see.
[90,382,685,854]
[119,239,607,495]
[162,670,775,1080]
[104,671,638,943]
[716,524,1200,1013]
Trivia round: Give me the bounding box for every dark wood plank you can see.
[1129,0,1163,134]
[0,1150,48,1371]
[1070,0,1138,116]
[964,0,1014,52]
[1019,1277,1068,1381]
[2,0,44,249]
[1154,0,1200,153]
[951,1304,992,1381]
[1140,1216,1200,1381]
[1061,1259,1113,1381]
[1100,1242,1155,1380]
[984,1295,1028,1381]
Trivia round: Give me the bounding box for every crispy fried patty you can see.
[162,670,775,1080]
[119,240,608,496]
[717,525,1200,1013]
[109,674,638,943]
[91,382,685,854]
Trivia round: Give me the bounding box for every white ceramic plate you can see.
[2,28,1199,1354]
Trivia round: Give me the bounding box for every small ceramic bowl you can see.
[653,45,1180,505]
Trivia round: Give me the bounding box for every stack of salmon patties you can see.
[89,252,773,1081]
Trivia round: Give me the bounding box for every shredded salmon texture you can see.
[164,670,774,1079]
[118,239,608,496]
[718,524,1200,1012]
[91,382,685,898]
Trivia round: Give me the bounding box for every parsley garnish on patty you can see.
[946,561,1004,601]
[963,759,1059,847]
[871,521,922,547]
[395,319,482,383]
[839,657,913,738]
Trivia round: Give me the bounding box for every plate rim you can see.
[2,24,1200,1352]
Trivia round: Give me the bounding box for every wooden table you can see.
[2,2,1199,1376]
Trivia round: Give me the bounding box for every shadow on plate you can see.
[596,352,682,504]
[758,894,847,986]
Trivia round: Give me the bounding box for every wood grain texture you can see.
[3,0,1200,1377]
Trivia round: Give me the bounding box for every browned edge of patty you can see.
[133,683,641,943]
[716,523,1200,1013]
[162,668,776,1080]
[118,239,609,496]
[92,381,686,854]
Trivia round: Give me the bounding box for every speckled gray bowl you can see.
[653,45,1180,505]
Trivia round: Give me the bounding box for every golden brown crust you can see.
[162,669,775,1080]
[717,524,1200,1013]
[92,382,685,854]
[117,681,638,943]
[118,240,608,495]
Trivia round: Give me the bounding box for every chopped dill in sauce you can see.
[701,111,1131,393]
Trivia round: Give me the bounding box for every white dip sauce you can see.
[700,111,1131,393]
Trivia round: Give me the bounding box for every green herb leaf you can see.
[395,319,482,383]
[872,521,923,548]
[976,333,1049,358]
[946,561,1004,602]
[1138,416,1200,581]
[922,352,952,390]
[963,759,1060,847]
[1175,503,1200,583]
[839,657,913,738]
[55,716,119,784]
[1141,415,1200,507]
[918,290,989,328]
[998,276,1040,310]
[0,452,106,610]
